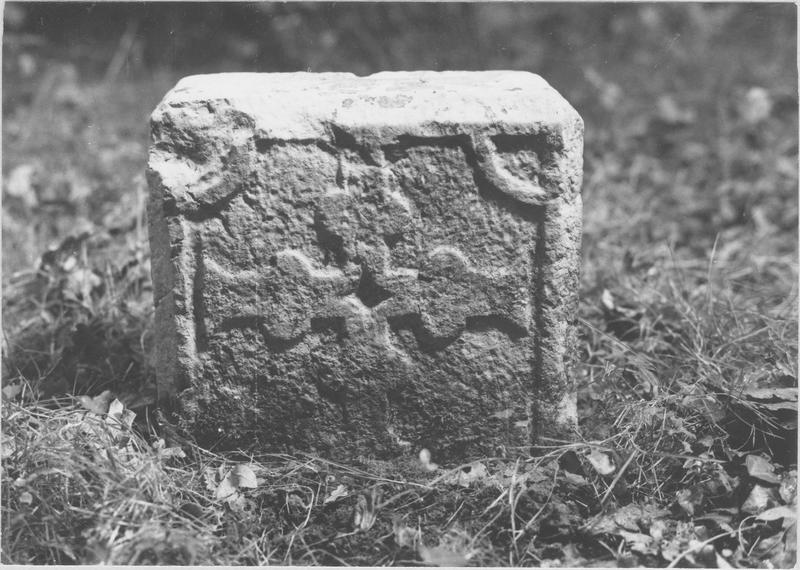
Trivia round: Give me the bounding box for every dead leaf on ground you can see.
[63,267,102,303]
[445,462,489,488]
[77,390,113,415]
[563,471,589,487]
[106,398,135,434]
[743,386,798,402]
[393,518,420,548]
[5,163,39,208]
[756,505,797,523]
[1,434,16,459]
[216,464,259,501]
[323,484,349,504]
[658,520,699,562]
[215,473,236,501]
[745,454,782,485]
[419,448,439,472]
[741,484,780,515]
[353,490,379,531]
[618,530,657,556]
[676,486,704,517]
[418,545,469,567]
[231,464,258,488]
[202,467,217,493]
[586,448,616,476]
[589,503,670,537]
[779,470,797,504]
[716,551,735,569]
[152,438,186,461]
[2,384,23,401]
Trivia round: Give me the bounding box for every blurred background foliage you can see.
[5,3,796,96]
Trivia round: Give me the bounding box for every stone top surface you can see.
[153,71,581,140]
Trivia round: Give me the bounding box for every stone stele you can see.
[147,71,583,461]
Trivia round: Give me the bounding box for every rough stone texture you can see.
[147,71,583,461]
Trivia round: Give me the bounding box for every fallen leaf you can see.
[741,484,780,515]
[215,473,238,501]
[451,462,489,487]
[227,493,249,513]
[697,433,715,448]
[230,464,258,489]
[618,530,657,556]
[756,401,797,412]
[158,444,187,460]
[559,542,589,567]
[2,384,22,401]
[393,519,420,548]
[649,518,668,542]
[354,491,379,531]
[589,503,670,537]
[5,164,38,208]
[202,467,217,492]
[563,471,589,487]
[676,486,704,516]
[419,448,438,472]
[743,387,797,401]
[78,390,113,415]
[615,503,668,531]
[418,545,468,567]
[587,448,616,476]
[716,552,734,569]
[63,267,102,303]
[1,434,16,459]
[756,506,797,522]
[216,464,258,501]
[106,399,135,439]
[659,521,698,562]
[745,454,781,485]
[749,529,796,567]
[779,470,797,504]
[324,484,349,504]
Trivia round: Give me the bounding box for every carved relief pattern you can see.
[196,132,540,354]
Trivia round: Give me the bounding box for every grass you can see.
[2,3,797,566]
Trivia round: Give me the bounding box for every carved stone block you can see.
[147,71,583,460]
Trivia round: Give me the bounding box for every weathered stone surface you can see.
[147,71,583,461]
